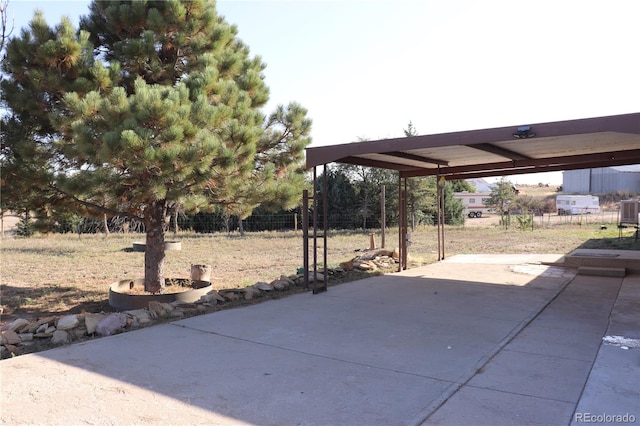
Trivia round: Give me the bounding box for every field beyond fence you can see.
[2,214,639,327]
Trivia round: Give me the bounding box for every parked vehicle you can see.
[453,192,495,218]
[556,195,601,215]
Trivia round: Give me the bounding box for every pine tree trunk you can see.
[144,202,167,293]
[172,209,179,236]
[238,216,244,237]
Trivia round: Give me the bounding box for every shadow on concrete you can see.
[1,254,636,425]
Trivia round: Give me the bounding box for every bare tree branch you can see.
[0,0,14,54]
[49,184,143,222]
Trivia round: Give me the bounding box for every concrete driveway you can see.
[1,254,637,425]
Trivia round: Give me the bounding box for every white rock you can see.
[7,318,30,333]
[355,261,375,271]
[125,309,156,324]
[271,280,288,291]
[221,291,241,301]
[96,313,127,336]
[209,291,226,302]
[148,301,165,316]
[280,275,295,286]
[51,330,70,345]
[57,314,80,330]
[84,313,106,335]
[72,327,87,339]
[254,282,274,291]
[18,333,34,342]
[198,293,220,304]
[243,286,263,300]
[1,330,21,345]
[311,273,325,282]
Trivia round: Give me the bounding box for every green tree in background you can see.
[403,121,435,230]
[1,11,95,234]
[1,0,311,292]
[485,177,517,228]
[402,122,473,227]
[315,166,358,227]
[336,163,396,229]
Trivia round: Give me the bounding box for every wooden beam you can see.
[400,149,640,178]
[467,143,530,161]
[385,151,449,166]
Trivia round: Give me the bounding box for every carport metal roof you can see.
[305,113,640,180]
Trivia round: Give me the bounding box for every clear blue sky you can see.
[7,0,640,185]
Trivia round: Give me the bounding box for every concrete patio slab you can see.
[571,273,640,425]
[467,349,593,403]
[503,325,604,362]
[424,385,576,426]
[1,253,637,425]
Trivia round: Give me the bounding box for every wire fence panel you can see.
[4,208,625,237]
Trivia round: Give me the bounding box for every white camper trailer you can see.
[453,192,494,218]
[556,195,601,215]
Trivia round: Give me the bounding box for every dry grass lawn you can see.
[2,216,639,325]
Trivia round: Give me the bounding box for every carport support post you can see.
[321,164,328,293]
[381,185,386,248]
[302,166,328,294]
[312,167,318,290]
[302,189,309,289]
[437,176,446,260]
[403,178,408,269]
[398,175,408,271]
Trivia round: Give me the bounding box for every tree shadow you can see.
[0,284,114,322]
[1,246,79,256]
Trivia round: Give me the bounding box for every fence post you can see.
[302,190,309,289]
[381,185,386,248]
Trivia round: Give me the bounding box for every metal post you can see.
[320,163,328,293]
[312,167,318,290]
[436,188,441,261]
[440,179,445,260]
[398,174,403,272]
[437,175,446,261]
[302,189,309,289]
[397,174,409,271]
[381,185,386,248]
[402,177,408,270]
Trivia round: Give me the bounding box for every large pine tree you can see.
[1,0,311,292]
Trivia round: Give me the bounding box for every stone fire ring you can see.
[132,241,182,252]
[109,278,212,310]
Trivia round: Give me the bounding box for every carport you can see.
[303,113,640,292]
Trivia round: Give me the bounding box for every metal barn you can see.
[563,165,640,194]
